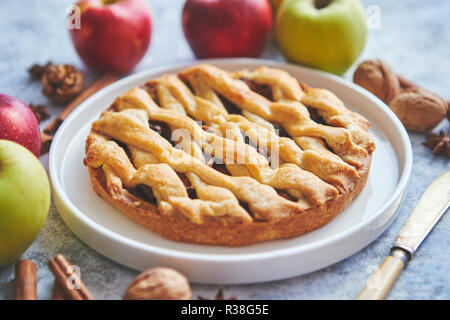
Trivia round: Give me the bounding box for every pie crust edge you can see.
[88,154,370,246]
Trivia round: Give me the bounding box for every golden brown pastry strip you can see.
[179,64,371,167]
[86,130,251,223]
[177,71,360,192]
[115,89,338,204]
[84,64,375,245]
[91,110,312,220]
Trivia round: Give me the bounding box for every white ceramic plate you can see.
[49,59,412,284]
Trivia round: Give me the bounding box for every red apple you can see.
[0,94,41,157]
[182,0,272,58]
[70,0,152,74]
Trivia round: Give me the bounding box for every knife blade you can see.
[357,170,450,300]
[394,170,450,255]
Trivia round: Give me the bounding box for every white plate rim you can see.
[49,58,412,264]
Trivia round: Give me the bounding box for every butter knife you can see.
[357,170,450,300]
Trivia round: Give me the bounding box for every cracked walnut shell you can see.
[389,87,447,132]
[123,267,191,300]
[41,64,84,103]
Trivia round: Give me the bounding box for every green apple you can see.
[0,140,50,266]
[276,0,367,75]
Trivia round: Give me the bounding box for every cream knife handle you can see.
[357,248,409,300]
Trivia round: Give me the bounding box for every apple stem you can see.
[314,0,331,9]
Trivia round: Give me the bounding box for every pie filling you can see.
[123,79,296,211]
[86,64,375,228]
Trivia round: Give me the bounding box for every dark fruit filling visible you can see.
[307,107,327,125]
[140,83,159,105]
[149,120,172,144]
[129,184,157,205]
[217,93,242,115]
[241,78,273,101]
[124,77,301,208]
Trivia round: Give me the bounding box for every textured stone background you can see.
[0,0,449,300]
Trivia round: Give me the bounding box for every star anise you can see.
[423,130,450,159]
[29,103,50,124]
[197,289,237,300]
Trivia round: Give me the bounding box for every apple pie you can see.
[85,64,375,246]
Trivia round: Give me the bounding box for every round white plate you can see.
[49,59,412,284]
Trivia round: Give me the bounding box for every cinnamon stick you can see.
[51,282,67,300]
[14,259,37,300]
[48,254,94,300]
[40,132,53,155]
[44,73,118,135]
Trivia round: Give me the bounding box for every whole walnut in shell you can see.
[353,59,401,104]
[389,87,447,132]
[123,267,191,300]
[448,102,450,121]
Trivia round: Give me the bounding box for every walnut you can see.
[28,62,52,80]
[41,63,84,103]
[353,59,401,104]
[123,267,191,300]
[448,101,450,121]
[389,87,447,132]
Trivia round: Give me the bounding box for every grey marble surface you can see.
[0,0,449,300]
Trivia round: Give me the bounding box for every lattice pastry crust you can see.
[85,64,375,246]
